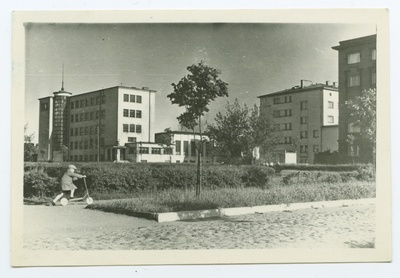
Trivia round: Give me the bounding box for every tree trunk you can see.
[196,116,203,196]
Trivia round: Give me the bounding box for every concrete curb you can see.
[155,198,376,222]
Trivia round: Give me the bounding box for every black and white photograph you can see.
[10,9,391,267]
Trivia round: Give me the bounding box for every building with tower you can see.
[38,82,156,162]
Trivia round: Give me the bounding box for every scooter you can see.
[60,178,94,206]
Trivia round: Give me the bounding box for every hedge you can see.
[274,163,375,174]
[23,162,275,197]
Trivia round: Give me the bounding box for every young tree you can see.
[168,61,229,196]
[207,99,281,164]
[347,88,376,162]
[24,123,38,161]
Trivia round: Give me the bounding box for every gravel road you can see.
[23,203,375,250]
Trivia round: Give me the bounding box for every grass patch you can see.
[87,181,375,214]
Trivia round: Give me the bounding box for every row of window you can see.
[347,49,376,65]
[71,110,105,123]
[300,145,320,153]
[273,109,292,118]
[273,95,292,104]
[69,138,105,150]
[123,94,142,103]
[70,95,105,109]
[300,130,321,139]
[123,109,142,118]
[347,71,376,87]
[69,154,103,162]
[130,147,167,155]
[70,125,105,137]
[122,124,142,133]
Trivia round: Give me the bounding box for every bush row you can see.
[273,163,375,174]
[23,163,275,197]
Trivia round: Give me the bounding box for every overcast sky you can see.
[25,23,375,142]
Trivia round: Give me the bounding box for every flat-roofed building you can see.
[258,80,339,164]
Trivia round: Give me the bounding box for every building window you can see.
[75,101,79,108]
[90,126,94,134]
[139,147,149,154]
[74,142,78,149]
[284,137,292,144]
[300,101,308,110]
[84,140,88,149]
[40,103,49,111]
[371,49,376,60]
[79,141,83,150]
[80,100,85,108]
[284,96,292,103]
[85,99,89,107]
[328,101,334,109]
[100,125,105,134]
[130,124,135,132]
[136,110,142,118]
[91,98,95,106]
[96,96,100,104]
[327,116,334,123]
[175,140,181,155]
[300,145,308,153]
[130,95,135,103]
[75,114,79,122]
[300,131,308,139]
[70,115,74,123]
[85,112,89,121]
[70,142,73,150]
[95,111,99,119]
[313,145,320,153]
[300,117,308,124]
[348,75,360,87]
[371,71,376,84]
[128,137,136,143]
[85,127,89,135]
[80,114,84,122]
[184,141,189,155]
[90,112,94,120]
[75,128,78,136]
[130,109,135,117]
[101,95,105,104]
[286,109,292,116]
[89,155,93,161]
[128,147,136,154]
[273,97,280,104]
[70,129,74,136]
[136,125,142,133]
[191,140,197,155]
[284,123,292,130]
[79,155,83,161]
[347,52,361,64]
[137,95,142,103]
[124,94,129,102]
[164,148,173,155]
[80,127,84,135]
[123,124,128,132]
[300,159,308,164]
[123,109,129,117]
[313,130,320,138]
[151,148,161,154]
[71,102,74,109]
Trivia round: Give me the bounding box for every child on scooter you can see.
[50,164,86,206]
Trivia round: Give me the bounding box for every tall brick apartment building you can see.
[332,34,376,163]
[38,85,156,162]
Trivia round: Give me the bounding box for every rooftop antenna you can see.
[61,63,65,91]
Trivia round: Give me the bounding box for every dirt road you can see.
[23,203,375,250]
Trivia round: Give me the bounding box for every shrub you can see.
[241,166,275,188]
[24,168,58,198]
[355,164,375,181]
[274,163,374,173]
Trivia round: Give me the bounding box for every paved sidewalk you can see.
[23,203,375,250]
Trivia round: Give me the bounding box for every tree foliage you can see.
[24,123,38,161]
[167,61,229,195]
[347,88,376,144]
[207,99,281,164]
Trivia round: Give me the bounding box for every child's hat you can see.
[68,165,77,170]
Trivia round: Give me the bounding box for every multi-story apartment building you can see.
[38,85,156,162]
[332,34,376,163]
[258,80,339,164]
